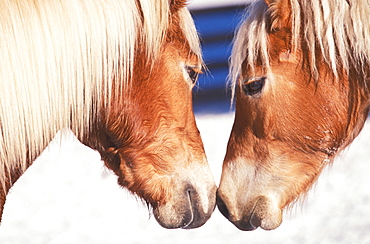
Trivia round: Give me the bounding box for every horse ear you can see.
[264,0,291,30]
[169,0,187,13]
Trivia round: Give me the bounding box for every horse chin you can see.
[216,192,282,231]
[153,184,216,229]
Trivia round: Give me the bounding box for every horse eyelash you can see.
[244,77,265,85]
[186,66,202,84]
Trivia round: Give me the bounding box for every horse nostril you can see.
[216,191,230,220]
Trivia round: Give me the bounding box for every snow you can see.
[0,112,370,244]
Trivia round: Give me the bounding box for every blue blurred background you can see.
[189,3,247,113]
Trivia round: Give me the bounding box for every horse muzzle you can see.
[153,183,216,229]
[216,190,282,231]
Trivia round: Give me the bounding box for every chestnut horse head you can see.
[89,0,217,229]
[0,0,216,229]
[217,0,370,231]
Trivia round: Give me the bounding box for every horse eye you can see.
[186,66,199,84]
[242,77,266,96]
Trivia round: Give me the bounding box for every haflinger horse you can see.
[0,0,217,229]
[217,0,370,231]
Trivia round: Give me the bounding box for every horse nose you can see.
[216,190,260,231]
[154,182,216,229]
[182,184,216,229]
[216,190,230,219]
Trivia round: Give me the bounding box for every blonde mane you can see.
[230,0,370,95]
[0,0,200,190]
